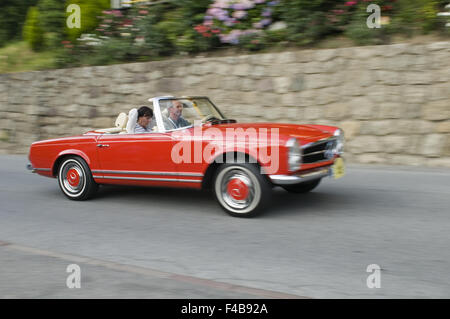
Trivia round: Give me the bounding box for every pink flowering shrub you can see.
[326,0,396,29]
[58,0,446,67]
[96,10,129,38]
[195,0,281,45]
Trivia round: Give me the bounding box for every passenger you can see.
[163,100,191,130]
[135,106,154,134]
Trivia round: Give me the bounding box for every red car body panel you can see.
[29,134,101,178]
[29,121,339,189]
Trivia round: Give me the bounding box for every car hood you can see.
[204,122,333,145]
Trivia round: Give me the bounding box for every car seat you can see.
[95,112,128,134]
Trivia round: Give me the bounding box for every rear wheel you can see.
[213,163,272,217]
[282,178,321,194]
[57,156,98,200]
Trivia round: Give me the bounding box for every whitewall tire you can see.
[213,163,271,217]
[57,156,98,201]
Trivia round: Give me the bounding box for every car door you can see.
[94,132,179,186]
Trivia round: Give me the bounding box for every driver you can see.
[163,100,191,130]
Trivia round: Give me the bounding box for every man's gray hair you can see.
[160,100,174,109]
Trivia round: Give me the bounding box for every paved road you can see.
[0,155,449,298]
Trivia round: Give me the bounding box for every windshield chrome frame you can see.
[149,96,225,133]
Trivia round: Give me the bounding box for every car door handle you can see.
[96,144,110,148]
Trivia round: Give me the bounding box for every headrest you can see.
[126,108,138,134]
[115,112,128,129]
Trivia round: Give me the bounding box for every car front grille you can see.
[302,138,337,164]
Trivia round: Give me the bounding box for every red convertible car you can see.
[28,96,345,217]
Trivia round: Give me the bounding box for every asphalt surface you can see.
[0,155,449,298]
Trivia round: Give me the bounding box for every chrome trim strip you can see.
[91,170,203,177]
[269,167,332,185]
[92,175,202,183]
[34,168,51,172]
[301,137,337,149]
[303,150,327,156]
[303,158,334,165]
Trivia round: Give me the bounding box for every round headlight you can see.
[333,129,345,155]
[286,138,302,172]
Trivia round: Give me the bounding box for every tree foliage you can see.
[0,0,38,47]
[37,0,66,34]
[23,6,44,51]
[65,0,110,41]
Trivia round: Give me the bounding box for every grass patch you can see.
[0,41,58,74]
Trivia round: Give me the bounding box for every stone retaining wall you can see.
[0,41,449,167]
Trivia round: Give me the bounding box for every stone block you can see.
[303,106,323,120]
[304,74,329,90]
[375,70,403,86]
[349,97,377,120]
[380,135,411,153]
[273,77,291,94]
[355,153,388,164]
[378,102,403,119]
[359,120,396,136]
[347,136,381,153]
[422,100,450,121]
[435,121,450,133]
[340,121,361,140]
[324,103,350,120]
[419,134,447,157]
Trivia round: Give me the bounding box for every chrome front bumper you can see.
[269,167,332,186]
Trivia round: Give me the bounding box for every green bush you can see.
[264,29,288,44]
[344,4,391,45]
[155,10,185,44]
[82,38,137,65]
[159,1,218,53]
[238,33,267,51]
[280,0,338,45]
[173,27,221,53]
[131,5,175,57]
[0,0,38,47]
[37,0,66,48]
[65,0,110,41]
[23,6,44,51]
[391,0,440,34]
[140,21,174,57]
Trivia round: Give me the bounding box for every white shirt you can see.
[134,123,151,134]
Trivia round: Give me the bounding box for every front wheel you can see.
[213,163,272,217]
[57,156,98,200]
[282,178,321,194]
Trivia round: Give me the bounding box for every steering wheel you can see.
[201,114,219,123]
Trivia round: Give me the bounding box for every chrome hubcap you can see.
[61,161,85,194]
[221,169,255,210]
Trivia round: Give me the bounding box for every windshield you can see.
[159,97,225,131]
